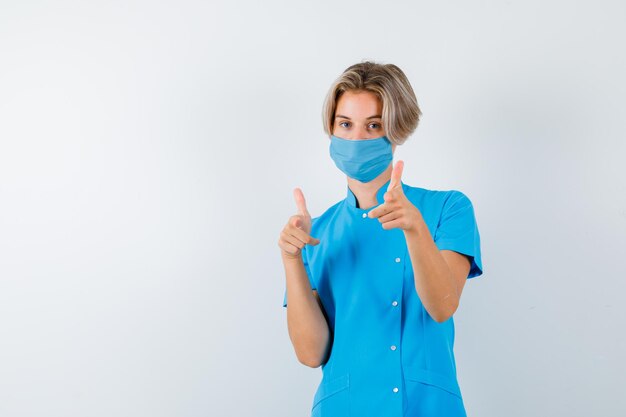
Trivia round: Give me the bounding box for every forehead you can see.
[335,90,382,118]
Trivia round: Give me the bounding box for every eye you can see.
[339,121,350,128]
[369,123,381,129]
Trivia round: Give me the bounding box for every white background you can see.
[1,1,625,416]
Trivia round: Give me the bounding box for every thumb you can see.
[292,217,302,229]
[293,187,310,217]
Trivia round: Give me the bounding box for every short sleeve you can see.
[433,190,483,279]
[282,243,316,307]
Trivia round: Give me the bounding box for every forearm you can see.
[283,255,331,367]
[404,215,458,323]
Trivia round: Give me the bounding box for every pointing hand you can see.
[367,160,423,232]
[278,188,320,260]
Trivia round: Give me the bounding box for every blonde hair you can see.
[322,60,421,146]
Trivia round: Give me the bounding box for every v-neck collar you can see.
[345,178,404,210]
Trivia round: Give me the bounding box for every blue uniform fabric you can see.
[282,179,483,417]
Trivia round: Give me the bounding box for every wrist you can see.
[404,212,427,236]
[281,251,303,263]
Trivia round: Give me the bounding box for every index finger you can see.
[293,187,310,217]
[387,160,404,191]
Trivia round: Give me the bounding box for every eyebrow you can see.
[335,114,382,120]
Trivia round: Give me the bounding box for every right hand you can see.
[278,188,320,260]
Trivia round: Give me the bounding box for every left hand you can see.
[367,160,423,232]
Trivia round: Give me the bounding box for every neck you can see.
[347,164,393,209]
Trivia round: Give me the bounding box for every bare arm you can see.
[404,223,471,323]
[279,187,331,368]
[283,254,331,367]
[367,160,472,323]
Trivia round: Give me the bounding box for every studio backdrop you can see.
[0,1,624,416]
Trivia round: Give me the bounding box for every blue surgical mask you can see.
[329,135,393,182]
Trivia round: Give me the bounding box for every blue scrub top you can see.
[283,178,483,417]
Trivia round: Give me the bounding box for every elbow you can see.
[433,312,452,324]
[295,339,330,368]
[300,358,323,368]
[431,301,459,324]
[297,352,324,368]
